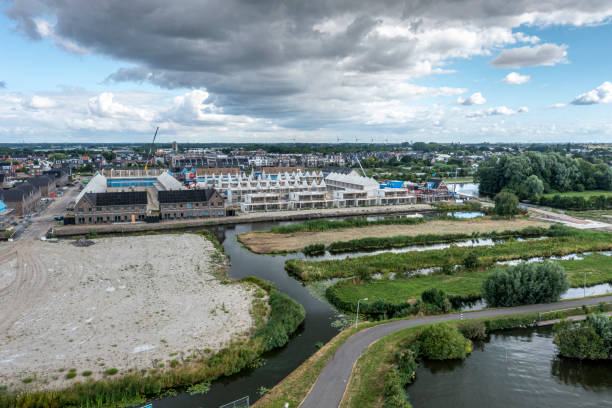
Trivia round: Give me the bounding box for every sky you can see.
[0,1,611,144]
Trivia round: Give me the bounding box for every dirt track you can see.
[238,217,549,253]
[0,234,255,391]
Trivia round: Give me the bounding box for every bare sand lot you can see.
[0,234,255,390]
[238,217,550,253]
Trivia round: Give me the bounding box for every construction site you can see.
[0,234,257,390]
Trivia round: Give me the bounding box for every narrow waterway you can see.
[152,219,345,407]
[146,211,609,407]
[407,326,612,408]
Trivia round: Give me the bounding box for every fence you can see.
[219,396,249,408]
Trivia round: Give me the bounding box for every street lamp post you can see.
[355,298,368,328]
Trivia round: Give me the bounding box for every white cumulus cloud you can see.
[571,81,612,105]
[88,92,153,120]
[23,95,56,109]
[502,72,530,85]
[457,92,487,106]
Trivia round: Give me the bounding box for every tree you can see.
[481,261,569,307]
[553,320,608,360]
[421,288,451,312]
[417,323,472,360]
[522,175,544,201]
[494,191,519,218]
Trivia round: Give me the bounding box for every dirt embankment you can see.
[238,218,550,254]
[0,234,255,391]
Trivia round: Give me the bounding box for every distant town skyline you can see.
[1,1,612,143]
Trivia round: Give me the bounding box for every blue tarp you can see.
[0,200,6,212]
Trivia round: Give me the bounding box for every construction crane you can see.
[145,126,159,169]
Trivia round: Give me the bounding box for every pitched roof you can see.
[158,189,218,203]
[84,191,147,206]
[0,188,25,202]
[28,175,54,186]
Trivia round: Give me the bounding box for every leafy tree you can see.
[481,262,569,307]
[586,313,612,351]
[494,191,519,218]
[522,175,544,201]
[553,320,608,360]
[421,288,451,312]
[417,323,471,360]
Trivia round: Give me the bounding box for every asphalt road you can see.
[299,294,612,408]
[17,185,78,240]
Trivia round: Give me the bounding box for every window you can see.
[96,207,101,212]
[218,211,224,216]
[186,203,192,208]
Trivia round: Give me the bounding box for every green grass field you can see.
[330,253,612,307]
[542,190,612,198]
[287,229,612,282]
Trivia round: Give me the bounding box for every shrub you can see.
[65,372,77,379]
[417,323,471,360]
[553,320,608,360]
[104,368,118,376]
[462,251,479,270]
[457,320,487,340]
[81,370,92,377]
[586,313,612,350]
[302,243,325,257]
[421,288,451,313]
[482,261,569,307]
[494,191,519,218]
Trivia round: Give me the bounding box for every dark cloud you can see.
[5,0,612,129]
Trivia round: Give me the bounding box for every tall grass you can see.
[268,216,463,234]
[286,228,611,282]
[326,225,565,254]
[1,284,305,408]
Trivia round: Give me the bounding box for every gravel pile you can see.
[72,238,95,247]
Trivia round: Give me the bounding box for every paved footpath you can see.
[300,295,612,408]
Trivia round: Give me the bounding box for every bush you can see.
[457,320,487,340]
[104,368,118,376]
[417,323,471,360]
[481,261,569,307]
[494,191,520,218]
[421,288,451,313]
[302,243,325,256]
[553,320,609,360]
[462,251,479,270]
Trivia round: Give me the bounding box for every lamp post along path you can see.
[355,298,368,328]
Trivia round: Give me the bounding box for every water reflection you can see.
[408,327,612,408]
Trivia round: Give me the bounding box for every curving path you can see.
[299,295,612,408]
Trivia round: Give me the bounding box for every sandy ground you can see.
[239,218,549,253]
[0,234,255,390]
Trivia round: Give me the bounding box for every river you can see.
[407,326,612,408]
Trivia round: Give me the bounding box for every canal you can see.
[407,326,612,408]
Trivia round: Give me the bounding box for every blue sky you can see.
[1,1,611,143]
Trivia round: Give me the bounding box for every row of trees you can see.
[475,152,612,198]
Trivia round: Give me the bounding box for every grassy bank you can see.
[340,303,612,408]
[286,228,612,282]
[239,216,545,255]
[1,275,305,408]
[269,216,430,234]
[255,302,611,408]
[541,190,612,199]
[326,224,562,254]
[327,252,612,315]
